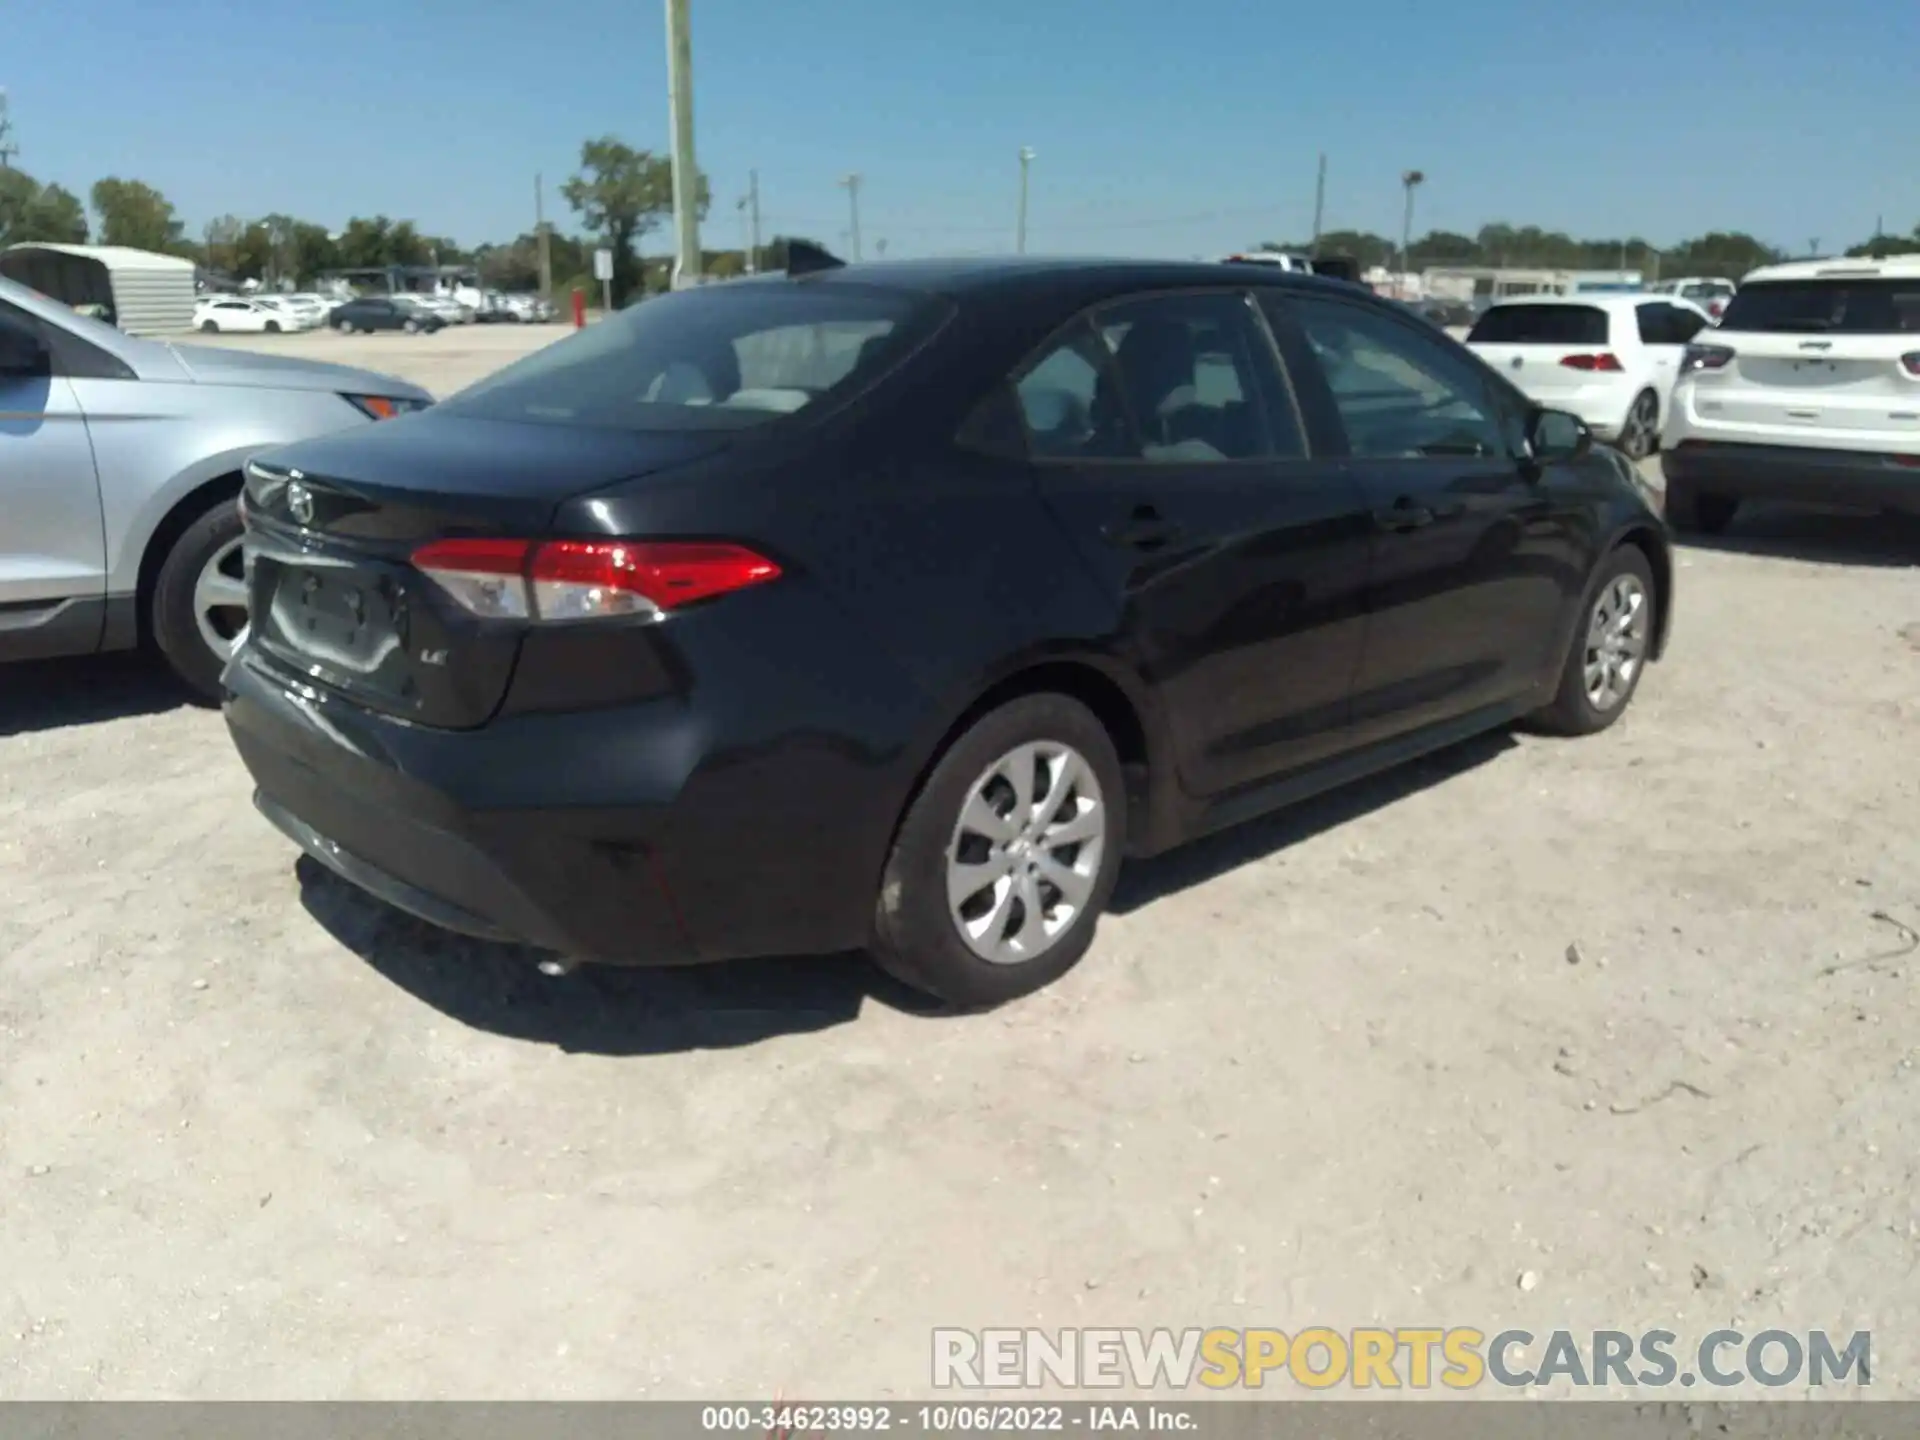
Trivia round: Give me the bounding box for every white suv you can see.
[1660,257,1920,533]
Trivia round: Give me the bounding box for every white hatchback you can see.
[1659,256,1920,533]
[1465,294,1713,459]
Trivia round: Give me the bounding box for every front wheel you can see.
[1616,389,1659,461]
[200,319,219,333]
[1531,545,1657,737]
[871,693,1126,1008]
[264,320,281,334]
[402,318,421,334]
[150,500,249,703]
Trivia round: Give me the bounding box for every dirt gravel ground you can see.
[2,325,1918,1401]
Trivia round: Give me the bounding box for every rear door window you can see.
[1717,279,1920,335]
[1091,291,1302,461]
[1467,304,1612,345]
[439,283,948,431]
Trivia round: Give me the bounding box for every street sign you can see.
[592,248,614,281]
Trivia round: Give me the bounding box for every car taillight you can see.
[1559,353,1624,372]
[410,538,781,622]
[1681,344,1735,375]
[1709,301,1724,318]
[1900,352,1920,377]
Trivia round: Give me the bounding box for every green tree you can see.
[0,169,89,244]
[561,136,709,306]
[90,177,186,253]
[1845,224,1920,259]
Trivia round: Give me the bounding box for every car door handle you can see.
[1101,505,1183,551]
[1373,499,1435,532]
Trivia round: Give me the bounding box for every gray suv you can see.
[0,277,432,698]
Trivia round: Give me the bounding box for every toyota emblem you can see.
[286,481,315,526]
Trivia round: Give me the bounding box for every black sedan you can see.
[224,257,1672,1007]
[331,296,444,335]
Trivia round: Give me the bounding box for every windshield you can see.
[1467,304,1611,345]
[1717,278,1920,334]
[437,281,948,433]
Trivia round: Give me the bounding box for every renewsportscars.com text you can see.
[932,1327,1871,1390]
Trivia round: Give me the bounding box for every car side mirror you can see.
[1528,407,1591,465]
[0,318,51,379]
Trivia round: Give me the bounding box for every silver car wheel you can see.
[1583,572,1650,712]
[192,536,250,663]
[946,740,1107,966]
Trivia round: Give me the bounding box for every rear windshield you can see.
[438,282,945,432]
[1678,281,1733,305]
[1466,304,1610,345]
[1717,279,1920,335]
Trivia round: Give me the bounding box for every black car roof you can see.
[763,255,1363,304]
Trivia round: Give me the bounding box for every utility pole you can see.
[748,169,762,273]
[1310,153,1326,254]
[535,172,553,299]
[664,0,703,288]
[1016,146,1035,255]
[840,173,863,261]
[1399,169,1425,295]
[1810,236,1821,259]
[0,89,18,169]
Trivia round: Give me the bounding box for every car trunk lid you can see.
[1465,303,1620,401]
[1695,332,1920,437]
[241,414,727,728]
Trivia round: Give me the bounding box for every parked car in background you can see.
[1649,276,1737,321]
[406,293,473,325]
[330,295,445,334]
[222,258,1670,1008]
[251,296,325,332]
[1661,255,1920,532]
[0,275,431,697]
[1465,293,1713,459]
[195,296,301,335]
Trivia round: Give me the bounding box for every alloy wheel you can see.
[946,741,1107,965]
[1583,572,1650,712]
[192,536,250,664]
[1619,392,1658,461]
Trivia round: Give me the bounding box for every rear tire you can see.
[151,499,248,704]
[871,694,1126,1009]
[1531,545,1657,737]
[200,320,218,333]
[1666,486,1739,535]
[403,318,421,334]
[264,320,281,334]
[1616,389,1659,461]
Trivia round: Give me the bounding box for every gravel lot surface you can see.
[3,324,1917,1400]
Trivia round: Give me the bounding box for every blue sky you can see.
[9,0,1918,260]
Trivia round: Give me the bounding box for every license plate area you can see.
[262,558,410,677]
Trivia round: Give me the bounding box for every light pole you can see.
[840,173,863,261]
[664,0,702,289]
[1399,169,1425,294]
[1016,146,1035,254]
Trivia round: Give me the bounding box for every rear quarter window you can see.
[1466,304,1611,345]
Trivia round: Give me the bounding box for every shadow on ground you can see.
[296,856,945,1055]
[302,730,1522,1052]
[1677,503,1920,569]
[0,652,194,737]
[1110,727,1518,913]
